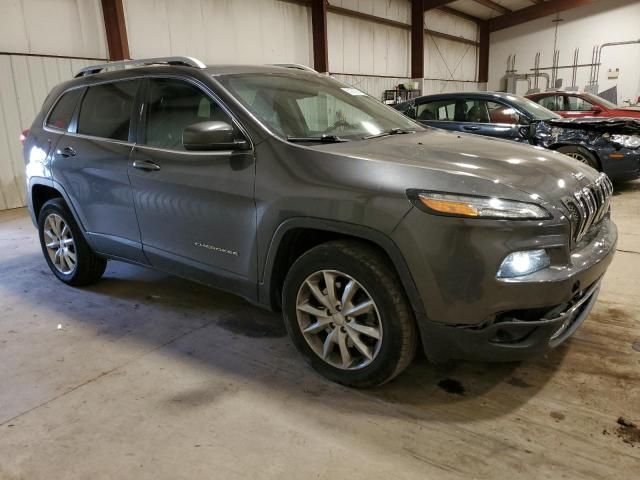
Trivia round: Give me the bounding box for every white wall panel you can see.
[489,0,640,103]
[0,54,95,210]
[425,35,477,82]
[123,0,312,66]
[328,0,410,77]
[0,0,107,59]
[425,9,476,42]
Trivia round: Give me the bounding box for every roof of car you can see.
[412,91,520,101]
[57,63,321,93]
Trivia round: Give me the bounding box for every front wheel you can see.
[38,198,107,286]
[282,240,417,387]
[557,145,600,170]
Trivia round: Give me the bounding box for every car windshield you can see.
[582,92,618,109]
[217,73,423,141]
[503,94,561,121]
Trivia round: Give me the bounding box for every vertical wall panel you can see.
[123,0,313,66]
[0,54,96,210]
[0,0,107,59]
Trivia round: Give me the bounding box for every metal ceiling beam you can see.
[472,0,511,15]
[489,0,596,32]
[100,0,129,60]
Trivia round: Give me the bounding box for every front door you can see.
[128,77,256,296]
[51,79,146,263]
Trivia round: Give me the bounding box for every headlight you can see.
[409,191,551,220]
[497,249,550,278]
[610,134,640,149]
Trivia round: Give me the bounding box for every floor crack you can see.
[616,248,640,255]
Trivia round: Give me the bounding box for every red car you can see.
[525,91,640,118]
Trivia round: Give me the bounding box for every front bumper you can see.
[600,148,640,182]
[393,208,617,362]
[420,278,602,362]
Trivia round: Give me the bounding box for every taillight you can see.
[20,128,29,145]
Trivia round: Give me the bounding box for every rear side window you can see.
[46,89,83,130]
[144,78,234,150]
[77,80,139,141]
[417,100,456,121]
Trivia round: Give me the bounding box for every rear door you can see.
[414,97,467,132]
[51,78,146,263]
[128,77,256,297]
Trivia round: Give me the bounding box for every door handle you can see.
[56,146,77,158]
[462,125,481,131]
[132,160,161,171]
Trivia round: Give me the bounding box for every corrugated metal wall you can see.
[0,54,98,210]
[123,0,312,65]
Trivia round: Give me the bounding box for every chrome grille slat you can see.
[565,173,612,244]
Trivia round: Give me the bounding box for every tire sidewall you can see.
[38,200,84,284]
[558,145,599,170]
[283,245,408,386]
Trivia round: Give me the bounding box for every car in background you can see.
[526,91,640,119]
[394,92,640,182]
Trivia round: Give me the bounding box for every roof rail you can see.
[75,56,207,78]
[271,63,317,73]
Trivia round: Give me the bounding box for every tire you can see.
[557,145,600,170]
[38,198,107,286]
[282,240,417,387]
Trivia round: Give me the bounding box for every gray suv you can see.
[23,57,617,387]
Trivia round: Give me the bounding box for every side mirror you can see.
[182,121,248,151]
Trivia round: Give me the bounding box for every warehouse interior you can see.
[0,0,639,478]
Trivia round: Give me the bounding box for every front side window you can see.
[566,95,594,112]
[46,88,83,130]
[145,78,235,150]
[218,73,421,140]
[77,80,139,141]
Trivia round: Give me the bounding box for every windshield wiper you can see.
[287,135,349,143]
[363,128,414,140]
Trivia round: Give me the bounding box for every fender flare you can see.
[258,217,426,317]
[28,177,87,233]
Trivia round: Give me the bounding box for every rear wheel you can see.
[282,240,417,387]
[557,145,600,170]
[38,198,107,286]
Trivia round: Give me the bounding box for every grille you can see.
[565,173,613,244]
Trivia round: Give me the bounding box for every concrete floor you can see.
[0,183,639,480]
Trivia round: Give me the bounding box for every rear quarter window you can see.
[77,80,140,141]
[45,89,83,130]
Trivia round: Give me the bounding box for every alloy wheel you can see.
[565,152,588,164]
[43,213,77,275]
[295,270,383,370]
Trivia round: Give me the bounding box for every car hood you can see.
[546,116,640,133]
[315,128,600,202]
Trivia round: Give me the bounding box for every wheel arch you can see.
[548,143,602,170]
[259,217,425,318]
[29,178,86,231]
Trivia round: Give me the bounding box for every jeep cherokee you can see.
[23,57,617,387]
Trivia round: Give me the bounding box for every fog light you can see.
[497,249,550,278]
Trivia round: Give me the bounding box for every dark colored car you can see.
[394,92,640,181]
[23,58,616,387]
[526,91,640,119]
